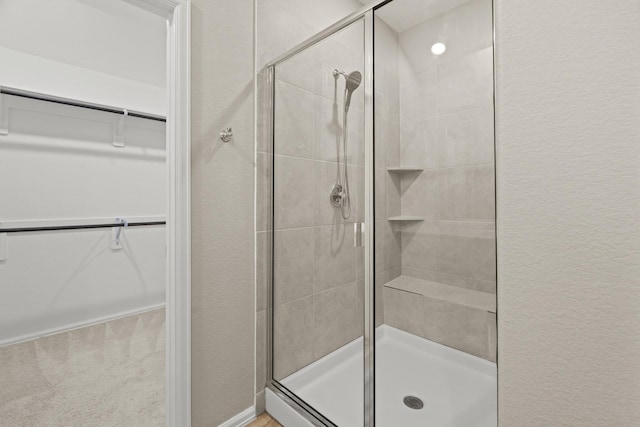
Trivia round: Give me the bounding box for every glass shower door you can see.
[265,1,497,425]
[269,17,368,427]
[373,0,497,426]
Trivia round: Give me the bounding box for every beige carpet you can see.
[0,309,165,426]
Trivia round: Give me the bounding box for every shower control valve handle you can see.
[330,183,345,208]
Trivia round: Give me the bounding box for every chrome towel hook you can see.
[220,127,233,142]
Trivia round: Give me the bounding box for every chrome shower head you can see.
[345,71,362,92]
[344,71,362,112]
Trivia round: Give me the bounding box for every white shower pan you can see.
[268,325,497,427]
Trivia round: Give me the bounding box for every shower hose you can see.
[339,86,352,220]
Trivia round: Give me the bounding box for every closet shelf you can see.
[386,167,424,173]
[387,216,425,222]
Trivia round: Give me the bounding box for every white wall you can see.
[0,0,166,87]
[0,0,167,115]
[0,0,167,346]
[0,47,166,117]
[0,228,165,345]
[0,95,166,345]
[495,0,640,425]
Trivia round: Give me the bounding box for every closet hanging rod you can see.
[0,86,166,123]
[0,220,166,234]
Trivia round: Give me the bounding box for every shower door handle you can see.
[354,222,364,247]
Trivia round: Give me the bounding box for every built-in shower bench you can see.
[385,276,496,313]
[383,275,497,362]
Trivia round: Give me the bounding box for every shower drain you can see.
[403,396,424,410]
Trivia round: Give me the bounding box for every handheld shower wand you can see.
[330,69,362,220]
[343,71,362,112]
[333,70,362,112]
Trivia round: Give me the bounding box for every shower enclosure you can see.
[262,0,496,425]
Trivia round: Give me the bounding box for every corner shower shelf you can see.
[386,169,425,224]
[387,216,425,222]
[386,167,424,173]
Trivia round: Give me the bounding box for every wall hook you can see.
[112,217,128,250]
[220,127,233,142]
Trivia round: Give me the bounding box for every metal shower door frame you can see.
[363,10,375,427]
[264,3,384,426]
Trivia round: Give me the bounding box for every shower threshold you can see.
[269,325,497,427]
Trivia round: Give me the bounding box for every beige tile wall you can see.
[269,23,366,381]
[395,0,496,295]
[384,286,497,361]
[255,4,370,392]
[375,0,497,363]
[256,13,404,382]
[374,17,403,327]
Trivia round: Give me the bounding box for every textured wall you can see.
[191,0,256,425]
[495,1,640,425]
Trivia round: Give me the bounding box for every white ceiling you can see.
[360,0,471,33]
[0,0,166,88]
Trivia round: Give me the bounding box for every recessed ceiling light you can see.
[431,42,446,56]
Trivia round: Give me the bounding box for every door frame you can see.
[127,1,192,425]
[165,2,191,426]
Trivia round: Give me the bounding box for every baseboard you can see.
[218,406,256,427]
[0,303,166,348]
[255,389,266,416]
